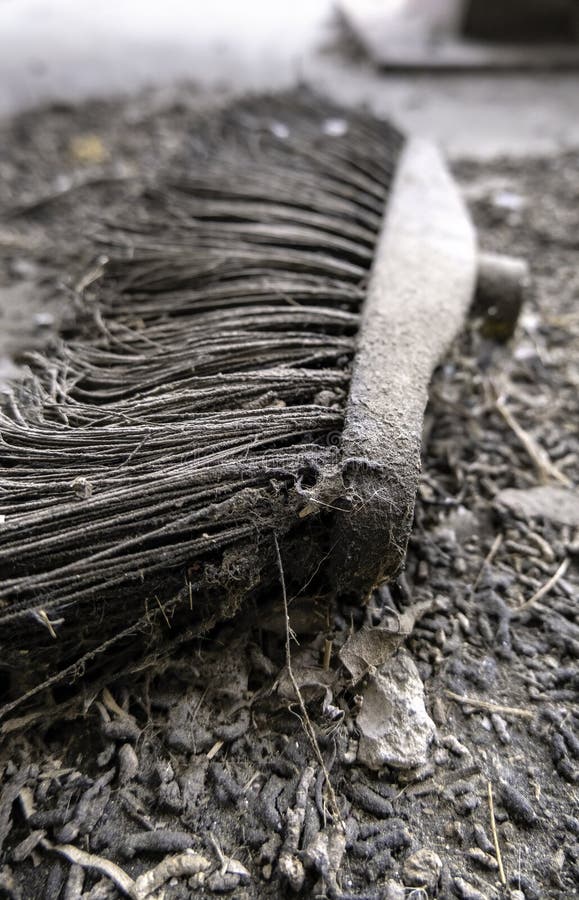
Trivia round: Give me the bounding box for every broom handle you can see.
[330,138,477,597]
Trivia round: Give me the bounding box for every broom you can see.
[0,91,476,723]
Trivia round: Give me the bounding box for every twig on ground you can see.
[209,832,227,874]
[323,638,333,671]
[517,557,570,611]
[494,391,571,487]
[273,533,344,830]
[154,595,172,629]
[35,610,58,640]
[473,533,503,590]
[487,781,507,886]
[206,740,224,760]
[101,687,130,719]
[446,692,534,720]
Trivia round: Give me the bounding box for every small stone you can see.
[496,486,579,528]
[402,848,442,891]
[71,476,94,499]
[356,651,436,770]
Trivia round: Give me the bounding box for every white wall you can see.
[0,0,332,115]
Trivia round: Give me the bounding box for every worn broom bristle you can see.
[0,93,402,716]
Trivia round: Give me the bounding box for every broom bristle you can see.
[0,93,402,714]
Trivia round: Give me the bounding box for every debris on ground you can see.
[356,650,436,770]
[496,485,579,527]
[0,88,577,898]
[403,847,443,892]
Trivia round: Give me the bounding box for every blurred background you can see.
[1,0,579,157]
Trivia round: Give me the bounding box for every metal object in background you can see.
[473,252,529,341]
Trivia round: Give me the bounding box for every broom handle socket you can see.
[472,251,529,341]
